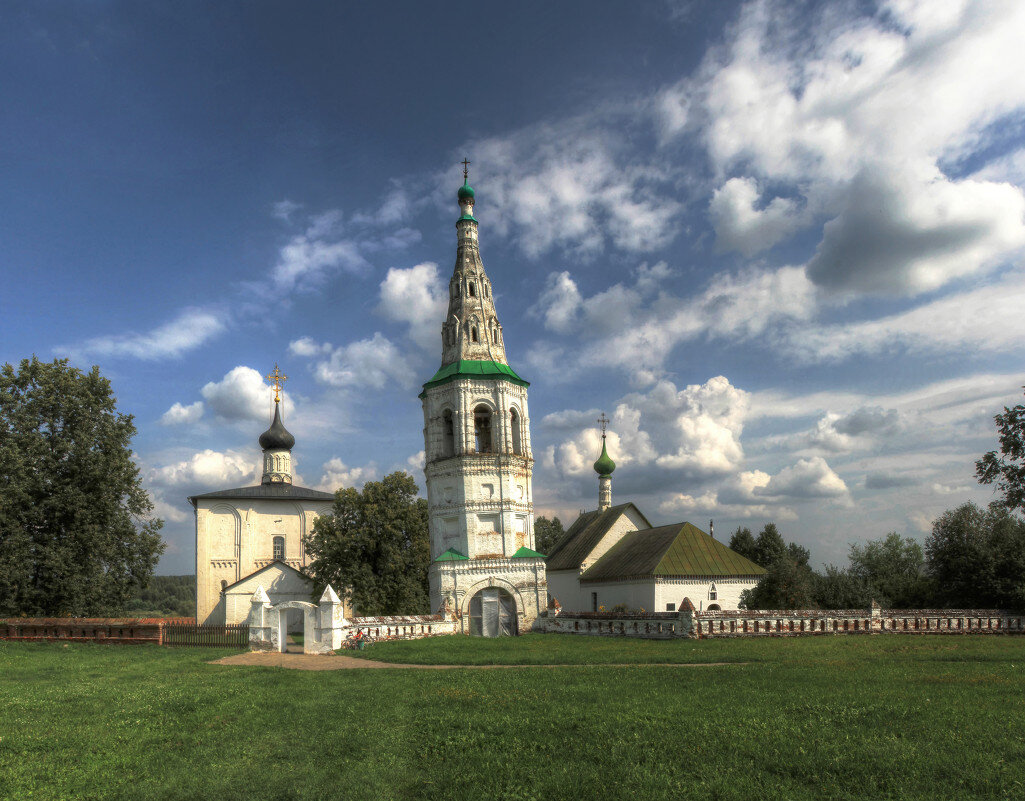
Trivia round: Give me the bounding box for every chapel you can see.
[189,368,338,627]
[419,168,548,636]
[545,422,765,613]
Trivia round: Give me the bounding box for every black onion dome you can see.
[259,402,295,450]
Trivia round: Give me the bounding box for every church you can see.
[189,370,338,627]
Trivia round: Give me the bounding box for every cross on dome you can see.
[597,412,610,439]
[266,364,288,403]
[461,158,471,183]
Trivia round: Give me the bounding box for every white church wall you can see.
[654,577,758,612]
[578,506,650,572]
[579,581,656,613]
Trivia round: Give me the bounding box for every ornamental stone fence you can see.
[541,600,1025,640]
[0,617,190,645]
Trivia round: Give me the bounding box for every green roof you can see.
[580,522,766,582]
[434,547,469,562]
[457,214,478,223]
[420,360,529,394]
[510,546,545,559]
[458,182,475,200]
[544,503,652,571]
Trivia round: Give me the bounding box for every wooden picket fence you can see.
[161,621,248,648]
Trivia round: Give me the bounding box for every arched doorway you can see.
[707,604,722,611]
[468,587,516,637]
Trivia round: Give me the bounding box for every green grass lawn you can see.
[2,636,1024,800]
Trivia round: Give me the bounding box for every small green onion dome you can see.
[458,182,475,201]
[593,438,616,477]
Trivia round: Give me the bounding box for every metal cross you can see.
[265,364,288,403]
[597,412,609,437]
[461,158,471,183]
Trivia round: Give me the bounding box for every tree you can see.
[739,557,817,610]
[304,471,430,616]
[754,523,787,567]
[976,388,1025,513]
[728,526,757,563]
[813,565,875,610]
[925,501,1025,609]
[534,516,565,555]
[848,532,928,608]
[0,357,164,616]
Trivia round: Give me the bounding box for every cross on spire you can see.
[461,158,471,183]
[266,364,287,403]
[597,412,609,438]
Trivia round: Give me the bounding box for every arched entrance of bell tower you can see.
[468,587,517,637]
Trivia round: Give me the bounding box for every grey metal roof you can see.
[544,502,651,571]
[188,483,334,505]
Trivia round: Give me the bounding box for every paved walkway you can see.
[210,651,745,671]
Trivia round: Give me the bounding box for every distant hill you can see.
[125,575,196,618]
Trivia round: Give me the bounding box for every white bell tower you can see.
[419,163,547,635]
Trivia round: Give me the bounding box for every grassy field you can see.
[2,636,1024,800]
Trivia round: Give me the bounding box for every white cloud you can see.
[312,333,413,389]
[63,307,226,361]
[160,401,203,426]
[201,366,282,423]
[759,456,850,500]
[272,199,302,223]
[288,336,332,358]
[709,177,805,256]
[659,0,1025,291]
[149,449,257,488]
[317,457,378,492]
[376,262,448,350]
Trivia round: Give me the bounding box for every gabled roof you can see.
[189,483,334,505]
[434,547,469,562]
[580,522,766,582]
[544,502,652,571]
[510,546,545,558]
[222,560,313,593]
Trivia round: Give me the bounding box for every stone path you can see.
[211,651,745,671]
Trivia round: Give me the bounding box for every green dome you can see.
[458,182,475,201]
[593,438,616,477]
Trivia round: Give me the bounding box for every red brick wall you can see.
[0,618,189,645]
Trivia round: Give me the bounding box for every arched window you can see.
[510,409,522,455]
[442,409,455,457]
[474,405,492,453]
[220,580,227,594]
[273,536,285,560]
[468,281,476,297]
[471,327,479,343]
[709,583,717,601]
[707,604,722,612]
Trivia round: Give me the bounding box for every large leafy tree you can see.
[925,501,1025,609]
[534,515,565,555]
[728,526,757,563]
[976,388,1025,513]
[304,471,430,616]
[0,357,165,616]
[848,532,928,608]
[740,556,817,610]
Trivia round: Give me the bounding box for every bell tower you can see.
[419,165,547,635]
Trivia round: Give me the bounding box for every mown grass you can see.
[1,636,1024,800]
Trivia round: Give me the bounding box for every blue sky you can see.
[3,1,1025,575]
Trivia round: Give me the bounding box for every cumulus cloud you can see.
[160,401,203,426]
[62,307,227,361]
[759,457,850,500]
[288,336,332,358]
[201,366,282,423]
[659,0,1025,291]
[311,333,413,389]
[317,457,378,492]
[376,262,448,350]
[149,449,257,488]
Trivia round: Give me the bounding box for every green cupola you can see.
[458,182,475,201]
[593,437,616,477]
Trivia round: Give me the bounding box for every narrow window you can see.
[468,281,475,297]
[510,409,522,455]
[273,536,285,560]
[471,327,479,343]
[591,592,598,612]
[709,583,717,601]
[473,405,492,453]
[443,409,455,457]
[220,580,227,593]
[666,602,676,612]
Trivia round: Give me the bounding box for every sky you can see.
[3,0,1025,575]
